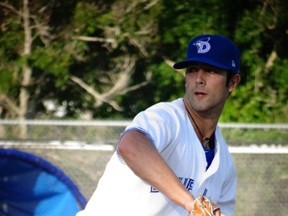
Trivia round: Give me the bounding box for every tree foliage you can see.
[0,0,287,123]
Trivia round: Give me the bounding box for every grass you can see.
[233,154,288,216]
[221,128,288,145]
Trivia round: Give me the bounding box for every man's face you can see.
[184,62,239,117]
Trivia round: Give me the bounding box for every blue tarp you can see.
[0,148,87,216]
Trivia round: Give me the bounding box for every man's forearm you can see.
[117,130,195,212]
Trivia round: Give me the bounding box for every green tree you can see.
[149,0,288,123]
[0,0,287,124]
[223,0,288,122]
[0,0,161,121]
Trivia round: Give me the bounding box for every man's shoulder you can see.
[149,98,184,112]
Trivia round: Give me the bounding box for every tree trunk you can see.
[18,0,33,138]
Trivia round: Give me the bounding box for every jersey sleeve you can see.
[124,102,180,152]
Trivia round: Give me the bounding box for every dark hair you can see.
[226,71,235,87]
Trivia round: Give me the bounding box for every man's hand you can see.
[190,196,220,216]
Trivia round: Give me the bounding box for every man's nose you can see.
[195,70,206,85]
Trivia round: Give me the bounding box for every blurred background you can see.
[0,0,287,215]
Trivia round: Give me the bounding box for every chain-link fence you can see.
[0,120,129,144]
[0,120,288,215]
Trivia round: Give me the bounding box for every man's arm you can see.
[117,129,195,213]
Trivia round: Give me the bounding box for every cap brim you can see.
[173,58,238,73]
[173,60,193,69]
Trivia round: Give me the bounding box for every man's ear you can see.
[228,74,241,93]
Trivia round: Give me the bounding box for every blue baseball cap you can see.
[173,34,240,74]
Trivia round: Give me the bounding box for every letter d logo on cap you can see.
[193,37,211,54]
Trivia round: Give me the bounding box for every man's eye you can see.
[206,69,216,73]
[208,69,225,74]
[186,67,198,73]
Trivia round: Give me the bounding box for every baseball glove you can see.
[190,196,220,216]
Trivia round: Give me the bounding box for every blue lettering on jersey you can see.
[150,187,159,193]
[150,177,194,193]
[203,188,208,196]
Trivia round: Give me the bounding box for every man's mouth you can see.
[195,91,207,96]
[194,91,208,100]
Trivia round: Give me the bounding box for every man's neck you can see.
[183,98,218,144]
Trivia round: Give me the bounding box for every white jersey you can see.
[77,98,237,216]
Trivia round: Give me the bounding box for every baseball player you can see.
[77,34,241,216]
